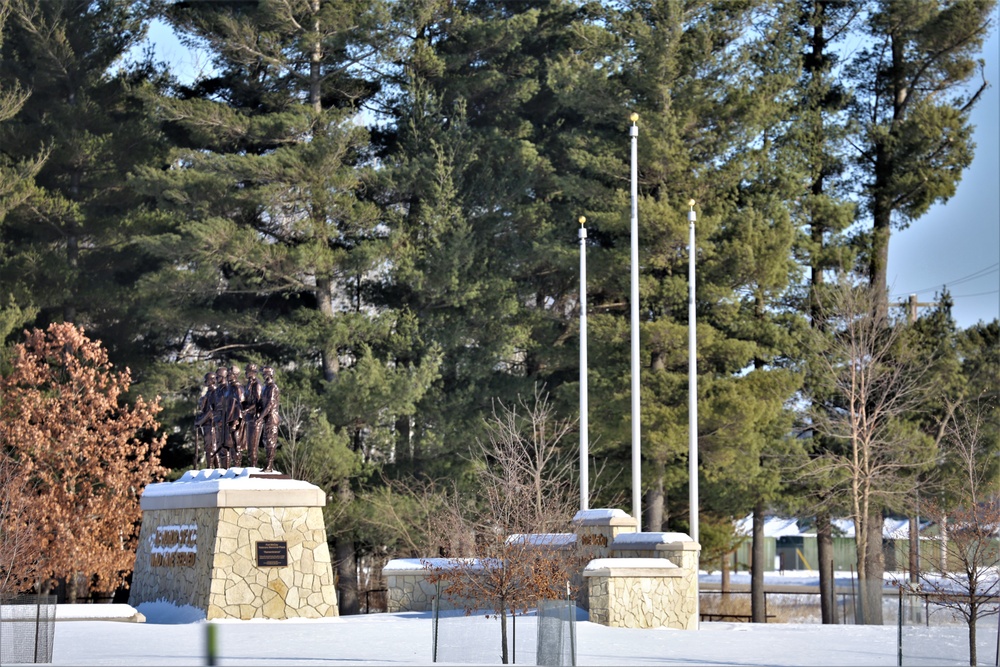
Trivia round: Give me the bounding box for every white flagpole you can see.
[579,215,589,511]
[688,199,698,545]
[630,113,641,530]
[689,199,699,627]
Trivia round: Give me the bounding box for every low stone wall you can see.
[130,469,338,620]
[583,558,695,629]
[380,511,701,631]
[383,559,487,613]
[382,560,442,612]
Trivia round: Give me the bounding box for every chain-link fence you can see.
[431,595,579,664]
[0,594,57,664]
[536,598,577,666]
[431,606,534,664]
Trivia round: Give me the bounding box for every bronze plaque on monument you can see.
[256,541,289,567]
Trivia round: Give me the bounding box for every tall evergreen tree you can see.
[0,0,166,344]
[789,0,859,623]
[841,0,995,620]
[847,0,995,309]
[376,0,611,480]
[135,0,439,613]
[562,0,810,555]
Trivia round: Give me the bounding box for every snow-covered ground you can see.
[40,604,992,666]
[10,571,989,666]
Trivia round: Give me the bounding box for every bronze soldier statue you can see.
[194,372,219,468]
[226,365,247,467]
[259,366,280,472]
[243,363,263,468]
[213,367,230,467]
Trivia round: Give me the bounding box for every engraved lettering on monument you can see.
[149,524,198,567]
[256,541,289,567]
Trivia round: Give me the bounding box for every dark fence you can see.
[702,584,1000,629]
[0,594,57,664]
[362,588,387,614]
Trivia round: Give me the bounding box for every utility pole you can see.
[894,293,939,587]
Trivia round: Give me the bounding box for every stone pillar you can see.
[129,469,339,620]
[610,531,700,628]
[572,509,637,609]
[583,558,694,629]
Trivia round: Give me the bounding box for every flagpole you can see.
[579,215,589,511]
[630,113,641,530]
[688,199,698,545]
[689,199,699,627]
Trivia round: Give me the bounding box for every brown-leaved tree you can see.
[0,322,166,601]
[0,452,41,597]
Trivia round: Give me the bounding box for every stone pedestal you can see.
[572,508,637,610]
[584,558,695,629]
[129,469,338,620]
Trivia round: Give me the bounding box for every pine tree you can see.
[0,2,45,227]
[847,0,996,309]
[0,322,166,600]
[136,0,441,614]
[559,0,810,551]
[836,0,995,616]
[788,0,860,623]
[376,0,608,478]
[0,0,168,342]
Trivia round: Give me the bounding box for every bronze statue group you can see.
[195,364,280,471]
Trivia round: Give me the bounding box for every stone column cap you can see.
[582,557,682,578]
[382,558,491,576]
[612,532,701,551]
[140,468,326,509]
[572,508,637,527]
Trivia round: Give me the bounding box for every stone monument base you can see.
[129,468,338,620]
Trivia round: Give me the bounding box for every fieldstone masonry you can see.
[583,558,694,629]
[130,469,339,620]
[382,559,468,613]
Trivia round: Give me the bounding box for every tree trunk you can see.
[335,482,358,614]
[500,607,509,664]
[940,514,948,573]
[309,0,322,116]
[395,414,410,467]
[67,571,79,605]
[335,536,359,615]
[862,510,885,624]
[721,552,730,593]
[644,474,664,532]
[968,607,977,666]
[817,513,835,624]
[751,502,766,622]
[316,276,340,382]
[908,514,919,584]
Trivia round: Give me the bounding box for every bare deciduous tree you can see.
[360,473,473,559]
[425,386,581,664]
[806,279,931,623]
[918,400,1000,667]
[276,396,313,480]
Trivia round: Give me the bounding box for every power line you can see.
[952,290,1000,298]
[891,263,999,298]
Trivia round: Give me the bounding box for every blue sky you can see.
[886,22,1000,329]
[139,17,999,330]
